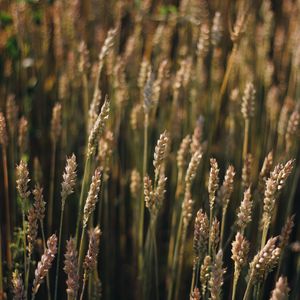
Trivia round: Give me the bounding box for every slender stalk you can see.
[54,200,66,300]
[22,205,27,284]
[231,271,240,300]
[40,221,51,300]
[0,230,3,299]
[25,255,31,296]
[242,275,253,300]
[243,119,250,160]
[138,113,149,279]
[174,226,187,300]
[2,150,12,270]
[75,156,92,245]
[80,275,88,300]
[78,226,87,278]
[220,208,227,249]
[261,224,268,249]
[48,141,57,233]
[167,183,183,279]
[168,214,183,300]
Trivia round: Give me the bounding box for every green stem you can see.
[231,269,240,300]
[138,113,149,280]
[48,142,57,233]
[40,222,51,300]
[242,275,253,300]
[167,214,183,300]
[220,207,227,249]
[54,201,65,300]
[80,275,87,300]
[22,206,27,285]
[0,230,3,298]
[76,155,92,245]
[243,119,250,160]
[2,150,12,270]
[78,225,87,278]
[261,224,269,249]
[174,225,187,300]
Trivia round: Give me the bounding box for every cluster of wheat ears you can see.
[0,0,300,299]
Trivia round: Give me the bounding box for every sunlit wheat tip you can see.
[193,209,209,260]
[241,82,256,119]
[84,226,101,274]
[249,236,280,282]
[0,112,8,146]
[219,165,235,208]
[83,168,102,226]
[18,116,28,155]
[88,96,110,156]
[270,276,290,300]
[208,158,219,210]
[50,103,62,143]
[153,130,169,177]
[16,159,31,199]
[64,238,79,299]
[231,232,249,273]
[27,207,38,256]
[32,234,57,295]
[209,250,226,300]
[279,215,295,250]
[130,169,141,199]
[61,154,77,200]
[211,12,223,47]
[12,270,25,300]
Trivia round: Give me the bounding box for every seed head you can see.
[99,28,117,63]
[12,270,25,300]
[6,95,18,136]
[83,168,102,227]
[177,134,191,171]
[153,130,169,178]
[219,165,235,208]
[27,207,38,256]
[193,209,209,260]
[259,152,273,194]
[285,109,300,152]
[84,226,101,274]
[185,150,202,188]
[200,255,212,297]
[279,215,295,250]
[249,236,281,283]
[88,96,110,156]
[242,153,252,190]
[236,187,252,232]
[208,158,219,210]
[130,169,141,199]
[241,82,256,119]
[190,287,201,300]
[0,112,8,147]
[209,250,226,300]
[16,160,30,199]
[61,154,77,200]
[191,116,204,155]
[32,234,57,295]
[64,238,79,299]
[33,185,46,222]
[270,276,290,300]
[231,232,249,273]
[50,103,62,143]
[18,116,28,155]
[211,12,223,47]
[209,218,220,253]
[197,23,210,58]
[182,189,194,227]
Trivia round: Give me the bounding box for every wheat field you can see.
[0,0,300,299]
